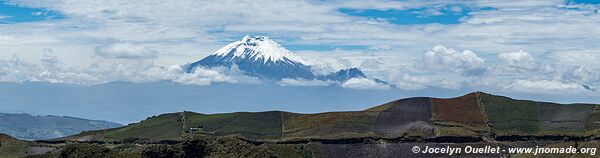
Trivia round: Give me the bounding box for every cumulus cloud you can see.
[388,73,430,90]
[0,54,103,85]
[40,48,65,70]
[498,50,534,65]
[277,78,333,87]
[415,45,487,76]
[496,50,554,74]
[95,42,159,59]
[341,78,390,90]
[0,55,40,82]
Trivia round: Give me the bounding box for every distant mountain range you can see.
[183,35,370,82]
[0,113,122,140]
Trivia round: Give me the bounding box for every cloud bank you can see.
[1,0,600,95]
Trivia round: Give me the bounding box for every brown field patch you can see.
[282,111,379,139]
[431,93,487,128]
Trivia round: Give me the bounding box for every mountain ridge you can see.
[0,113,122,140]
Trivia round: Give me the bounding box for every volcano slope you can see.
[19,92,600,158]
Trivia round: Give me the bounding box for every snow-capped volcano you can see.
[184,35,315,80]
[184,35,371,82]
[212,35,307,64]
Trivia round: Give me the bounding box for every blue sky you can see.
[1,0,600,98]
[0,2,62,23]
[339,5,474,25]
[569,0,600,4]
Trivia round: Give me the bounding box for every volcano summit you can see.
[183,36,368,82]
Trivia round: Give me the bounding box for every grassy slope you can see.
[105,113,183,141]
[62,113,184,142]
[185,111,283,140]
[480,93,541,134]
[0,137,27,158]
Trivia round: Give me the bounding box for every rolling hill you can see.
[59,92,600,142]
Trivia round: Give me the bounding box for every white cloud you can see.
[0,51,262,86]
[388,73,430,90]
[498,50,535,65]
[0,14,9,20]
[0,54,103,85]
[472,0,563,9]
[550,50,600,66]
[496,50,554,74]
[106,62,177,83]
[503,79,588,94]
[359,58,385,70]
[172,67,236,86]
[3,0,600,60]
[172,66,262,86]
[277,78,333,87]
[95,42,159,59]
[31,70,102,85]
[0,55,40,82]
[415,45,487,76]
[40,48,65,70]
[388,72,463,90]
[341,78,390,90]
[563,65,600,84]
[0,0,600,96]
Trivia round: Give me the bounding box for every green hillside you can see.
[185,111,283,140]
[59,92,600,143]
[480,93,542,133]
[62,113,183,142]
